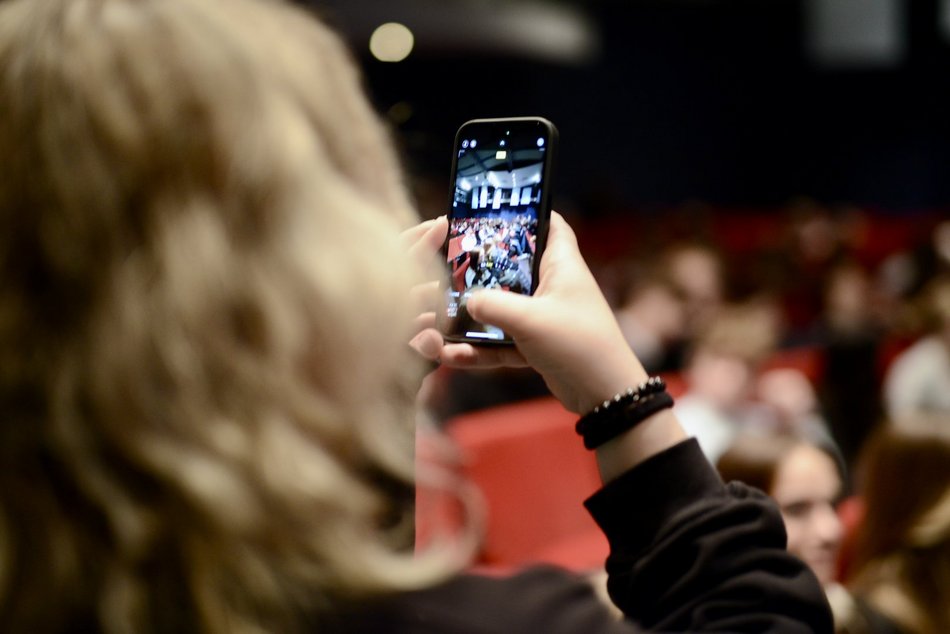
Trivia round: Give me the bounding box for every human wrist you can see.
[573,348,649,415]
[595,409,687,483]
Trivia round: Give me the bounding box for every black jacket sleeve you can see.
[585,438,834,633]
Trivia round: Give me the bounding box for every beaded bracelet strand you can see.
[575,376,674,450]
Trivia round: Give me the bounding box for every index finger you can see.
[402,216,448,261]
[541,211,580,260]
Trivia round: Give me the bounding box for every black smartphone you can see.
[438,117,558,345]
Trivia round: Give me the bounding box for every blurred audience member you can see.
[878,219,950,303]
[757,367,836,449]
[778,200,848,336]
[882,276,950,419]
[663,241,725,341]
[824,263,882,336]
[614,265,686,373]
[819,262,885,472]
[674,300,780,461]
[716,432,845,588]
[836,414,950,634]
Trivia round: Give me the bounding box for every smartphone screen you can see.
[439,117,558,344]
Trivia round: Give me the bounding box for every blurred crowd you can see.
[588,201,949,470]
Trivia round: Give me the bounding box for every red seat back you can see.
[417,397,608,571]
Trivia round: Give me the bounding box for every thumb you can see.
[466,289,535,339]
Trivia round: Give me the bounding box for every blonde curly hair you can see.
[0,0,457,631]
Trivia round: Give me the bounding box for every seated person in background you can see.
[0,0,831,631]
[716,433,847,610]
[663,241,726,341]
[883,276,950,418]
[673,300,781,462]
[613,265,687,374]
[818,260,886,476]
[836,413,950,634]
[757,367,839,452]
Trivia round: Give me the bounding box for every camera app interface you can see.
[444,124,550,341]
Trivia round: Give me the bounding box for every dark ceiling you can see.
[306,0,950,213]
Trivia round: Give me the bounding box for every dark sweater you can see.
[337,439,834,633]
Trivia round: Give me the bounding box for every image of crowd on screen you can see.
[447,214,537,294]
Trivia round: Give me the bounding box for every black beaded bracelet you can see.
[575,377,674,450]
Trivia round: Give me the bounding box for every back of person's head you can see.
[0,0,447,631]
[717,433,844,586]
[849,414,950,634]
[716,433,801,493]
[823,260,874,333]
[693,301,780,365]
[662,241,724,332]
[684,301,780,406]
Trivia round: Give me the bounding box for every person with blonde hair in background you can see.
[673,300,783,462]
[0,0,831,632]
